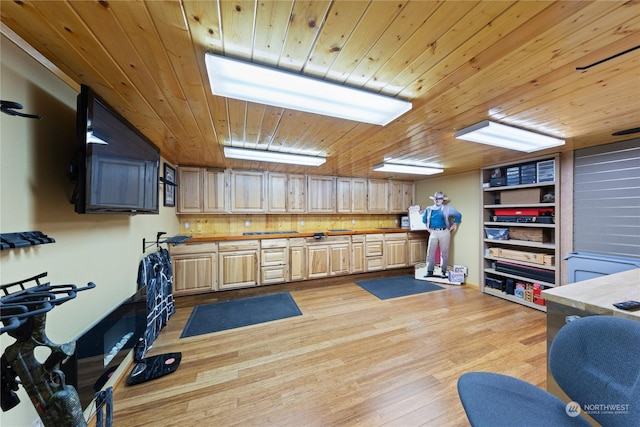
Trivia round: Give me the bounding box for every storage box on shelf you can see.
[481,156,559,311]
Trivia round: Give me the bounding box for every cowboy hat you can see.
[429,191,449,201]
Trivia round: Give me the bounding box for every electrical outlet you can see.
[184,222,190,229]
[245,220,251,227]
[299,220,304,227]
[351,219,356,225]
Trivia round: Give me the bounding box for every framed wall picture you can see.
[163,163,176,207]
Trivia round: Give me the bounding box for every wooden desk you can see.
[542,268,640,321]
[541,268,640,409]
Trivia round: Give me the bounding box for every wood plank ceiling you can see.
[2,1,639,179]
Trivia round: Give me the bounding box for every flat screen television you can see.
[72,84,159,214]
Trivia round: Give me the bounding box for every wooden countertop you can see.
[542,269,640,320]
[184,228,421,242]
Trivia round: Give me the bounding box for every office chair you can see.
[457,315,640,427]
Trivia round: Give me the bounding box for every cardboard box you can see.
[508,227,553,243]
[543,255,555,266]
[500,188,542,204]
[497,248,546,264]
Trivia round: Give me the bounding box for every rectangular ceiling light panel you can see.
[454,120,565,152]
[223,146,326,166]
[205,54,412,126]
[373,163,443,175]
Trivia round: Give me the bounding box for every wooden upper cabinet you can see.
[230,170,266,212]
[177,166,203,213]
[203,169,228,213]
[336,178,352,213]
[337,177,368,213]
[389,181,415,213]
[352,178,368,213]
[267,172,288,213]
[287,174,306,213]
[368,179,389,213]
[307,175,335,213]
[267,173,306,213]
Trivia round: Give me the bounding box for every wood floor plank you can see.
[110,273,546,426]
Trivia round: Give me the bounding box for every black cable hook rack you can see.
[142,232,191,254]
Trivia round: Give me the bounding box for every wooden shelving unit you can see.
[480,156,560,312]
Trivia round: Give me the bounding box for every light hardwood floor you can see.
[110,271,547,426]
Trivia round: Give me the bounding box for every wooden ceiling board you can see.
[278,0,332,71]
[304,0,371,78]
[1,0,638,179]
[252,0,294,66]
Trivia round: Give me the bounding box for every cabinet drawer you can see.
[170,242,217,255]
[366,256,384,271]
[218,240,259,251]
[261,238,288,249]
[365,241,384,257]
[261,248,288,266]
[261,265,288,285]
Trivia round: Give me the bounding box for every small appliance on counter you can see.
[400,215,410,229]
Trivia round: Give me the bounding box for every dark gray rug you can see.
[180,292,302,338]
[356,275,445,300]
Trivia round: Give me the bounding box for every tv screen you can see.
[73,84,159,214]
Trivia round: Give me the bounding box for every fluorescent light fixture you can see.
[224,146,326,166]
[86,131,108,145]
[205,53,412,126]
[373,163,443,175]
[454,120,564,152]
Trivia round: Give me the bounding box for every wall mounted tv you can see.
[73,84,159,214]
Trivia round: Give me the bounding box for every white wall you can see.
[1,34,179,426]
[415,170,481,286]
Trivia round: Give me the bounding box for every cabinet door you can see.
[351,178,368,213]
[385,239,408,269]
[389,181,405,213]
[172,252,217,294]
[402,182,415,210]
[267,172,288,212]
[219,250,258,289]
[351,240,365,273]
[408,237,427,265]
[203,169,228,213]
[230,170,266,212]
[288,174,307,213]
[390,181,415,213]
[336,178,352,213]
[289,245,306,281]
[307,245,330,278]
[329,244,350,276]
[307,176,335,213]
[368,179,389,213]
[177,167,202,213]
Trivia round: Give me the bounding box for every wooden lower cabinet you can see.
[365,234,384,271]
[329,242,350,276]
[260,239,288,285]
[172,233,427,294]
[408,234,428,265]
[218,240,259,290]
[289,238,306,281]
[170,243,218,295]
[351,235,365,274]
[385,233,408,269]
[307,244,330,279]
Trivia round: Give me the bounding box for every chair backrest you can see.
[550,315,640,427]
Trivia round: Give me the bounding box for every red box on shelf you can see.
[494,208,554,216]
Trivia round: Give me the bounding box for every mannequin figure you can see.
[422,191,462,278]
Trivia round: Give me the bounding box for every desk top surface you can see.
[542,269,640,320]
